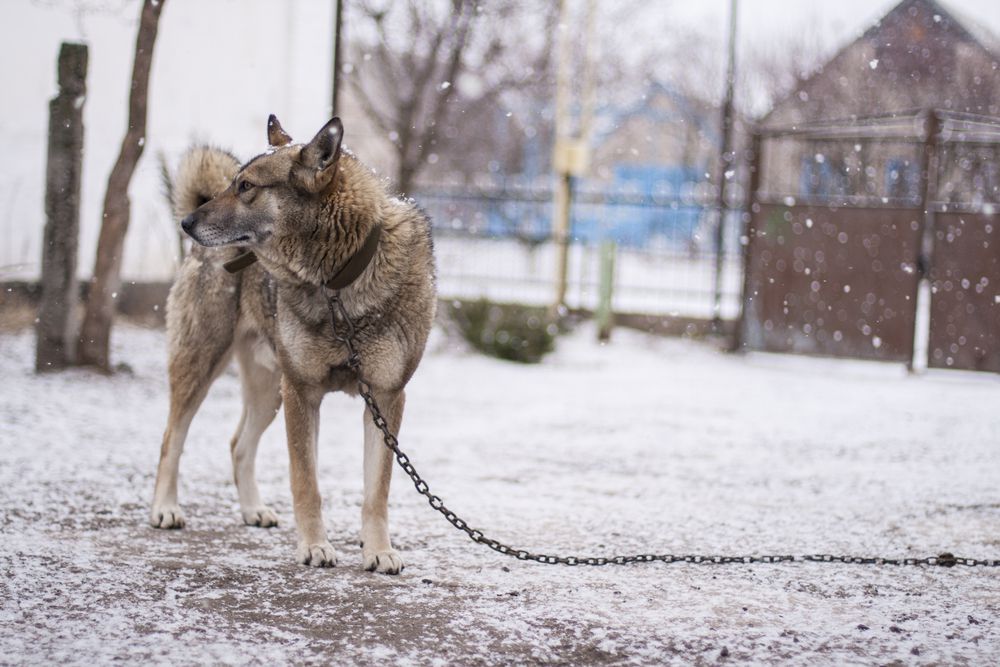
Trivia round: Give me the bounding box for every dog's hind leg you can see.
[151,270,237,529]
[230,335,282,527]
[361,388,405,574]
[150,340,233,528]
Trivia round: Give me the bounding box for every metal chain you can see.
[326,292,1000,569]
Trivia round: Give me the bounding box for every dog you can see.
[150,116,436,574]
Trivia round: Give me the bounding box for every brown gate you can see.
[928,210,1000,372]
[743,203,922,362]
[740,111,1000,372]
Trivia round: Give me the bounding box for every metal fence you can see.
[418,186,744,320]
[740,109,1000,372]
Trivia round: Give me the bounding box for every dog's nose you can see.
[180,214,197,235]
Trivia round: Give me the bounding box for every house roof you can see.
[762,0,1000,124]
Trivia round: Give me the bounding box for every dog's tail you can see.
[166,146,240,219]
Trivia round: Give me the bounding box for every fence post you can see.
[711,0,739,331]
[734,129,762,352]
[36,42,87,372]
[330,0,344,117]
[596,240,616,341]
[911,109,941,372]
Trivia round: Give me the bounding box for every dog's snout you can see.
[180,214,197,235]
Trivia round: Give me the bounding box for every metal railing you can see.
[418,186,744,320]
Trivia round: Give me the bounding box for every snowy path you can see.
[1,323,999,665]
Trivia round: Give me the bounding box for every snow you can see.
[1,322,999,664]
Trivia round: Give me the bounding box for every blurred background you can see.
[2,0,998,371]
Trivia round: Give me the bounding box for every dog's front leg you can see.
[361,388,405,574]
[282,377,337,567]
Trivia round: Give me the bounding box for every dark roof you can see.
[762,0,1000,123]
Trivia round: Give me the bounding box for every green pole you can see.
[596,240,616,342]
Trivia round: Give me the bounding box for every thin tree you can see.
[346,0,477,194]
[346,1,688,191]
[77,0,165,371]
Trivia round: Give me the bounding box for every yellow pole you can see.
[551,0,572,312]
[551,0,596,312]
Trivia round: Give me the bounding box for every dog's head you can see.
[180,115,344,248]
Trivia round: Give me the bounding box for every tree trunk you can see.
[36,42,88,372]
[396,161,416,197]
[77,0,165,371]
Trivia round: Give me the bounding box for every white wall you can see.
[1,0,340,281]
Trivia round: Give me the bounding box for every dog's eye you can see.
[237,179,254,194]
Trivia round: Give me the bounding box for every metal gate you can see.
[739,110,1000,372]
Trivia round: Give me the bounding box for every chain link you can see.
[326,292,1000,569]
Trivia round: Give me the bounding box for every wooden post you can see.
[36,42,87,372]
[596,240,616,342]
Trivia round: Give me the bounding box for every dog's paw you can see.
[363,549,404,575]
[241,506,278,528]
[150,505,185,529]
[298,541,338,568]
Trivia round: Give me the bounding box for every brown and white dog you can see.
[150,116,436,574]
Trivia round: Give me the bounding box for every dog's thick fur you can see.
[150,117,436,574]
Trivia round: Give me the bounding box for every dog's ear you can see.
[295,118,344,192]
[301,118,343,171]
[267,114,293,147]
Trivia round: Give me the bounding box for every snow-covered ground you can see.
[1,321,999,665]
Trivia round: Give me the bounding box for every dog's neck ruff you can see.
[222,224,382,291]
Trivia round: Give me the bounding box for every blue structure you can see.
[570,165,704,248]
[567,82,718,248]
[427,81,722,250]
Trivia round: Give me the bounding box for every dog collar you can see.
[323,223,382,290]
[222,224,382,291]
[222,251,258,273]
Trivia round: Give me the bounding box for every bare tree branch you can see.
[77,0,165,371]
[345,0,557,192]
